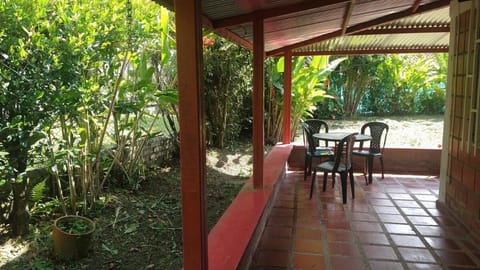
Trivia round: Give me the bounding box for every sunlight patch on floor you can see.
[0,238,30,267]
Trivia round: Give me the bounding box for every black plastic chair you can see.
[304,119,330,148]
[310,132,357,203]
[302,123,334,181]
[353,122,389,185]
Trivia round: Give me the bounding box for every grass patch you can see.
[296,114,444,148]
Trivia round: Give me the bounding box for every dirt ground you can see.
[0,142,252,270]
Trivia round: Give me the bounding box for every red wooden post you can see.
[253,18,265,189]
[175,1,208,269]
[283,50,292,144]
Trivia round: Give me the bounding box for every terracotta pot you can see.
[52,215,95,259]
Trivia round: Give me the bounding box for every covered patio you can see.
[154,0,480,269]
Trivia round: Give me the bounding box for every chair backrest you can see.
[304,119,329,147]
[304,119,329,134]
[332,132,358,172]
[302,123,317,155]
[360,122,389,153]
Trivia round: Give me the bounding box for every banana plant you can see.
[269,56,344,141]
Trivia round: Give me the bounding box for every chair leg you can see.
[332,172,336,188]
[304,155,309,181]
[341,172,347,204]
[380,156,385,179]
[349,168,355,200]
[308,156,313,176]
[367,156,374,185]
[363,158,368,185]
[322,172,328,192]
[309,169,317,199]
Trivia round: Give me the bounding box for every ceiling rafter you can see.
[341,0,356,36]
[151,0,255,49]
[202,15,253,50]
[212,0,349,29]
[267,0,450,56]
[410,0,423,13]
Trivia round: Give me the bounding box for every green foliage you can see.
[414,86,446,114]
[315,94,344,119]
[0,0,180,233]
[267,56,344,142]
[328,55,386,117]
[203,33,252,147]
[265,58,284,144]
[328,54,447,116]
[30,179,47,203]
[56,216,93,234]
[364,54,446,115]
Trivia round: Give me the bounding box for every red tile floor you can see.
[250,171,480,270]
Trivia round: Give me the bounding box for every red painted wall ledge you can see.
[207,144,293,270]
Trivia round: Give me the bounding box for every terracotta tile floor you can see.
[250,171,480,270]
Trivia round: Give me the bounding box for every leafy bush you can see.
[336,54,447,116]
[414,84,446,114]
[0,0,179,234]
[203,34,253,147]
[315,93,344,119]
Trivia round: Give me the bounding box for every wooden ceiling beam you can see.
[267,29,343,56]
[410,0,422,13]
[212,0,349,29]
[341,0,356,36]
[202,15,253,50]
[267,0,450,56]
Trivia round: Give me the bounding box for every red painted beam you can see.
[253,18,265,189]
[282,50,292,144]
[175,1,208,269]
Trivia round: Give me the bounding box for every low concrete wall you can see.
[288,143,441,175]
[371,147,441,175]
[141,135,178,168]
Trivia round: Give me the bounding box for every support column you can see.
[283,50,292,144]
[175,1,208,269]
[253,18,265,189]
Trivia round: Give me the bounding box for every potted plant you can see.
[52,215,95,259]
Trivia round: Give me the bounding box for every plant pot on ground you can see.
[52,215,95,259]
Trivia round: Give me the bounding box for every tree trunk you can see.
[11,180,29,235]
[5,138,30,236]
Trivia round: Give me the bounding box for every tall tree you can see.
[380,54,432,114]
[203,34,252,148]
[0,0,82,235]
[329,55,385,117]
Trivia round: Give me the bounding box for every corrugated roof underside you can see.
[202,0,305,20]
[152,0,450,54]
[295,32,449,54]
